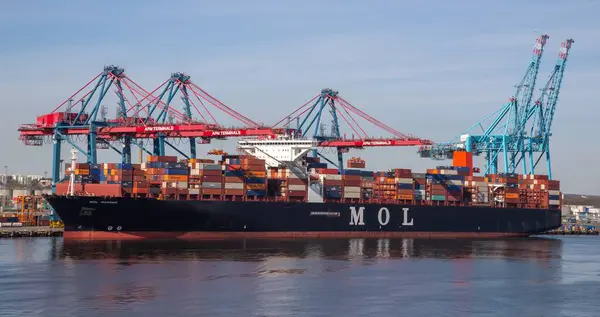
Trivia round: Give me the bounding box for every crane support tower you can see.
[418,35,573,178]
[272,88,432,172]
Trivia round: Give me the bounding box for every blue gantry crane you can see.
[524,39,574,179]
[418,35,573,177]
[273,88,432,172]
[140,72,261,159]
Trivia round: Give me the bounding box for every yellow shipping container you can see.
[75,169,89,175]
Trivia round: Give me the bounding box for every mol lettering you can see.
[349,206,365,225]
[402,207,414,226]
[378,207,390,226]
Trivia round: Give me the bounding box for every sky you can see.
[0,0,598,194]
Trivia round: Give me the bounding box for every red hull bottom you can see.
[63,231,531,240]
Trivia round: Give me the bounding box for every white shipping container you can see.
[440,170,458,175]
[326,174,342,180]
[447,180,462,186]
[549,200,560,205]
[343,186,361,193]
[344,192,361,199]
[289,184,307,191]
[202,182,222,189]
[11,222,22,227]
[225,183,244,190]
[199,163,221,170]
[548,190,560,196]
[189,188,200,195]
[1,223,12,227]
[190,169,201,176]
[395,178,413,184]
[176,182,188,189]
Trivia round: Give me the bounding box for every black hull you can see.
[44,195,562,240]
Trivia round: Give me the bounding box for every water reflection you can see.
[1,237,584,317]
[53,238,563,263]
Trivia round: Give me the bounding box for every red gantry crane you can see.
[272,88,432,171]
[18,66,283,193]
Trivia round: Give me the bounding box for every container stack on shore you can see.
[53,154,561,209]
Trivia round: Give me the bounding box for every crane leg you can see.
[189,137,197,159]
[122,136,132,164]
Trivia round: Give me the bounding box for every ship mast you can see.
[67,147,78,196]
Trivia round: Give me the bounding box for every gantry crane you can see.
[272,88,432,172]
[139,72,264,158]
[18,66,285,196]
[418,35,572,177]
[524,39,574,179]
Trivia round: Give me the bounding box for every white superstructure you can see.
[237,135,318,168]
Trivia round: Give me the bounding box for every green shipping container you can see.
[431,194,446,201]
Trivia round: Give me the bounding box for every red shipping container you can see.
[162,188,177,194]
[203,175,223,183]
[225,176,244,183]
[343,179,361,186]
[343,175,361,181]
[202,170,222,176]
[202,188,223,195]
[55,182,83,194]
[324,179,343,186]
[288,178,308,185]
[84,184,122,197]
[224,189,245,196]
[288,190,307,197]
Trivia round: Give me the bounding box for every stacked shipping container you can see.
[55,154,561,209]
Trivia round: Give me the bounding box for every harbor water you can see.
[0,237,598,316]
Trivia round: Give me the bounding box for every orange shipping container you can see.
[453,151,473,169]
[397,194,414,200]
[245,171,266,177]
[224,189,245,196]
[506,193,519,199]
[164,175,189,182]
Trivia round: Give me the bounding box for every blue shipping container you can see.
[325,192,342,199]
[342,169,363,176]
[549,195,560,200]
[455,167,470,173]
[224,170,244,177]
[165,168,188,175]
[117,163,133,170]
[360,171,374,177]
[246,190,266,196]
[245,177,265,184]
[308,162,328,169]
[445,175,464,181]
[397,183,414,190]
[446,185,463,192]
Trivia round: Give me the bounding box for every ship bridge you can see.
[237,135,318,168]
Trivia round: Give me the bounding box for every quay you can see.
[0,226,63,238]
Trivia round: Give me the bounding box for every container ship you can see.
[44,136,562,240]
